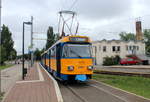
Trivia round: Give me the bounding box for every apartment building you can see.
[92,39,145,65]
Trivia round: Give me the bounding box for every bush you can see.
[103,55,120,66]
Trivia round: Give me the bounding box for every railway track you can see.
[94,65,150,77]
[94,70,150,78]
[58,81,126,102]
[58,82,86,102]
[58,80,150,102]
[66,85,88,102]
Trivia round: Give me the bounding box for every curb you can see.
[39,63,63,102]
[1,82,15,102]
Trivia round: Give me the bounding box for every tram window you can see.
[62,44,91,58]
[62,45,69,57]
[51,47,56,58]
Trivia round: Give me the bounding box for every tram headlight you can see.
[68,66,74,71]
[87,66,93,70]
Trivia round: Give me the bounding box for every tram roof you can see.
[59,35,91,43]
[41,35,91,55]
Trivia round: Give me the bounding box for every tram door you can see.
[56,44,61,76]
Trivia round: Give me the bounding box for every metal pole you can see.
[0,0,2,94]
[22,22,25,80]
[31,16,33,67]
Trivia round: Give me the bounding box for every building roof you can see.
[92,39,145,44]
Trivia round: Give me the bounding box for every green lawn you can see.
[0,64,14,70]
[93,74,150,99]
[0,92,4,101]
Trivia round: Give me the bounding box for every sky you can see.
[2,0,150,54]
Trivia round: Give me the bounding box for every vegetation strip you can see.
[0,92,5,101]
[92,74,150,99]
[0,64,14,70]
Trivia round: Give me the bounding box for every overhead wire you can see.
[69,0,79,10]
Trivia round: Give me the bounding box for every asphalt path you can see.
[1,63,28,92]
[59,82,125,102]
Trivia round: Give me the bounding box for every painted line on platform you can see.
[37,63,44,81]
[92,80,150,101]
[16,63,44,83]
[39,63,63,102]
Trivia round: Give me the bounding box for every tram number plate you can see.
[70,37,87,42]
[78,66,84,68]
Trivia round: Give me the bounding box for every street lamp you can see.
[0,0,2,94]
[22,21,32,80]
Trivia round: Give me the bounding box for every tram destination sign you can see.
[70,37,88,42]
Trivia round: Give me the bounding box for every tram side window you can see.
[62,45,69,57]
[46,51,49,59]
[51,47,56,58]
[48,50,51,58]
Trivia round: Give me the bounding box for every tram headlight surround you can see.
[68,66,74,71]
[87,66,93,70]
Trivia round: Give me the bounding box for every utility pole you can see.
[22,21,32,80]
[31,16,33,67]
[0,0,2,94]
[22,22,25,80]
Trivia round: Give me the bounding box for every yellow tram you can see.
[41,35,93,81]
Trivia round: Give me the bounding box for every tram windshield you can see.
[62,44,92,58]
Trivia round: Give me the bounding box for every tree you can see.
[55,33,60,42]
[119,31,150,55]
[103,55,121,66]
[1,25,16,60]
[10,48,17,60]
[34,48,43,61]
[46,26,55,50]
[0,45,6,64]
[143,29,150,55]
[119,32,136,41]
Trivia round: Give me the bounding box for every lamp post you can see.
[22,21,32,80]
[31,16,33,67]
[0,0,2,94]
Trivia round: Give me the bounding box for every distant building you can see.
[136,20,143,41]
[92,39,145,65]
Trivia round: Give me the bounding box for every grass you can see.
[0,92,5,101]
[0,64,14,70]
[93,74,150,99]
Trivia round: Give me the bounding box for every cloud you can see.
[2,0,150,54]
[76,0,132,21]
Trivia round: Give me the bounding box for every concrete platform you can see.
[2,63,63,102]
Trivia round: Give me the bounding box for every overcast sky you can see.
[2,0,150,54]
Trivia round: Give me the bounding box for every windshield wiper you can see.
[70,49,82,58]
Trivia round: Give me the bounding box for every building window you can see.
[137,46,139,50]
[117,46,120,51]
[99,45,101,51]
[126,45,128,51]
[112,46,120,52]
[112,46,115,52]
[133,46,136,50]
[103,46,106,52]
[129,46,132,50]
[95,46,97,53]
